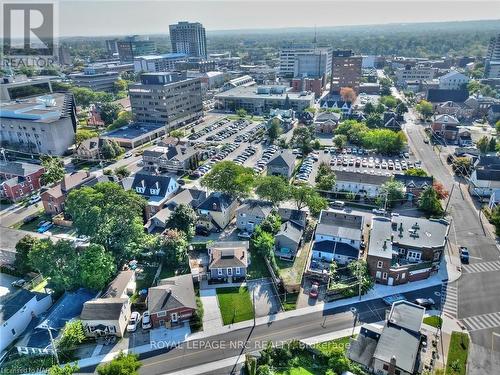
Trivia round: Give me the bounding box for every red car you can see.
[309,282,320,299]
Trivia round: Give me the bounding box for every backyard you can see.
[247,250,271,280]
[276,241,311,289]
[446,331,469,375]
[12,215,76,236]
[216,286,254,325]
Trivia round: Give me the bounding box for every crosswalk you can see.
[462,261,500,274]
[441,283,458,318]
[462,312,500,331]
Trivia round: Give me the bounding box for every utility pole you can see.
[444,183,456,215]
[357,261,362,301]
[47,326,60,365]
[252,288,256,326]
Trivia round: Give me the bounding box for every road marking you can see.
[463,312,500,331]
[441,283,458,318]
[463,261,500,274]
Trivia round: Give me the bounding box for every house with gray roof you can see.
[236,200,273,233]
[148,274,196,328]
[275,221,303,260]
[266,150,295,179]
[394,174,434,200]
[367,215,449,286]
[143,145,199,173]
[312,240,359,265]
[278,207,307,228]
[208,241,249,281]
[79,271,136,338]
[315,210,364,249]
[0,289,52,352]
[333,170,390,198]
[348,301,425,375]
[468,155,500,197]
[197,192,238,232]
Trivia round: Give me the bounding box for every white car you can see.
[28,195,41,204]
[142,311,152,330]
[127,311,141,332]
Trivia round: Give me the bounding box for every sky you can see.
[52,0,500,36]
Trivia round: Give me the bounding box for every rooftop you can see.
[134,53,187,60]
[0,94,68,123]
[0,161,43,177]
[316,210,364,241]
[215,85,315,101]
[148,274,196,312]
[0,289,50,324]
[102,122,165,141]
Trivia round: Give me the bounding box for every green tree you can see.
[107,111,133,131]
[236,108,247,118]
[166,204,198,240]
[405,168,428,177]
[315,162,336,191]
[114,165,130,180]
[251,226,275,259]
[65,182,147,258]
[363,101,375,115]
[496,120,500,134]
[201,161,255,198]
[97,352,142,375]
[304,107,316,114]
[362,129,406,153]
[419,186,444,217]
[78,244,116,290]
[291,184,327,215]
[14,235,38,275]
[267,118,282,143]
[41,156,65,186]
[366,113,383,128]
[335,120,369,145]
[396,101,409,115]
[17,66,36,77]
[332,134,348,150]
[291,126,314,154]
[452,157,472,176]
[260,212,282,235]
[161,229,188,267]
[490,205,500,236]
[415,100,434,120]
[347,259,374,294]
[48,364,79,375]
[488,137,497,152]
[99,103,121,125]
[58,320,86,351]
[377,179,405,208]
[379,95,398,109]
[477,136,490,153]
[100,139,124,159]
[169,129,185,145]
[255,176,291,205]
[113,79,128,92]
[75,129,98,149]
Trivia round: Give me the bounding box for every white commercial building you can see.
[279,44,332,78]
[133,53,187,73]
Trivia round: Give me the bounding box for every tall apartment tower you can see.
[485,33,500,79]
[169,22,207,59]
[330,49,362,93]
[279,43,332,78]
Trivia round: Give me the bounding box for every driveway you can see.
[199,288,223,332]
[247,279,281,317]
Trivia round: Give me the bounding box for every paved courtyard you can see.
[247,279,282,317]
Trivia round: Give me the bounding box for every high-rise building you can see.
[128,72,203,130]
[293,50,329,79]
[279,44,332,78]
[133,53,187,73]
[105,39,118,56]
[169,22,207,59]
[485,33,500,79]
[116,36,156,62]
[330,49,362,93]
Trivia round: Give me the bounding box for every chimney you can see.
[388,356,397,375]
[212,202,217,210]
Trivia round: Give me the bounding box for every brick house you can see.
[431,114,460,144]
[367,215,449,286]
[147,274,196,328]
[0,162,45,202]
[41,171,96,215]
[393,174,434,201]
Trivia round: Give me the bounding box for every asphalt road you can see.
[402,102,500,357]
[79,286,439,374]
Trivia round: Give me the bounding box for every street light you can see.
[350,307,358,337]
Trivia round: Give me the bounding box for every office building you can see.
[485,33,500,79]
[169,22,207,59]
[69,65,119,92]
[293,50,329,79]
[1,75,53,102]
[134,53,187,73]
[279,44,332,78]
[330,49,362,93]
[116,36,156,62]
[215,85,314,114]
[395,65,436,87]
[0,93,77,155]
[129,72,203,130]
[105,39,118,56]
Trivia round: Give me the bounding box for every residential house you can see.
[457,130,473,147]
[366,215,449,286]
[197,192,238,232]
[468,155,500,197]
[488,104,500,123]
[236,200,273,233]
[148,274,197,328]
[382,112,403,131]
[146,188,206,233]
[41,171,96,215]
[488,189,500,209]
[131,171,180,219]
[16,289,97,356]
[349,301,426,375]
[80,270,136,338]
[208,241,249,281]
[75,137,100,159]
[314,112,341,134]
[435,101,473,121]
[394,174,434,200]
[267,151,295,179]
[275,221,304,260]
[143,145,199,174]
[430,114,460,144]
[464,95,500,118]
[333,171,390,198]
[278,207,307,228]
[312,240,360,265]
[268,108,296,132]
[0,161,45,202]
[0,290,52,352]
[297,111,314,125]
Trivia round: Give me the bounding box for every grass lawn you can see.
[313,336,352,356]
[13,215,76,236]
[423,315,443,328]
[136,265,159,291]
[283,292,299,311]
[246,251,271,280]
[446,331,469,375]
[216,286,254,325]
[276,243,310,286]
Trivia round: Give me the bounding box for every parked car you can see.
[11,279,26,288]
[237,231,252,239]
[382,294,407,306]
[127,311,141,332]
[196,226,210,236]
[124,151,132,158]
[28,195,41,205]
[459,247,470,264]
[142,311,152,330]
[37,222,53,233]
[414,298,435,308]
[372,208,387,215]
[309,282,319,299]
